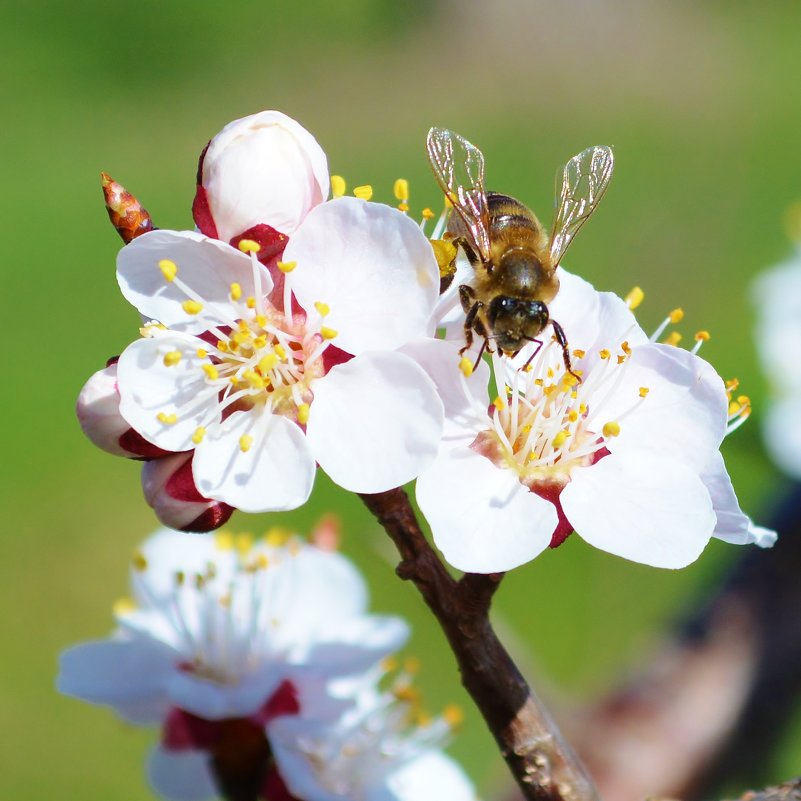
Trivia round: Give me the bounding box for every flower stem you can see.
[360,487,599,801]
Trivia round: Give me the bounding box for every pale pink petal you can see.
[599,343,728,470]
[284,198,439,354]
[590,286,650,350]
[562,450,716,568]
[703,451,777,547]
[268,718,338,801]
[147,746,218,801]
[382,750,477,801]
[417,446,557,573]
[398,338,489,440]
[76,364,132,456]
[306,352,443,493]
[57,638,174,723]
[164,671,282,721]
[117,333,218,452]
[203,110,329,241]
[117,230,269,333]
[193,409,315,512]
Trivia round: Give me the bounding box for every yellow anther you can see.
[314,301,330,317]
[443,704,464,729]
[252,336,267,349]
[229,283,243,300]
[639,386,650,398]
[547,367,554,378]
[729,400,741,415]
[239,434,254,452]
[237,239,261,254]
[552,430,569,448]
[163,350,182,367]
[561,373,579,388]
[572,349,585,359]
[393,178,409,202]
[174,570,185,586]
[599,349,611,360]
[331,175,346,198]
[157,412,177,425]
[158,259,178,282]
[140,322,166,337]
[235,533,254,554]
[217,339,229,352]
[218,594,232,609]
[669,307,684,324]
[255,314,267,328]
[215,531,234,551]
[196,348,208,359]
[568,409,579,422]
[617,354,626,365]
[430,239,458,276]
[246,296,257,309]
[353,184,373,200]
[258,353,279,373]
[695,330,711,342]
[404,655,421,674]
[737,394,751,407]
[625,286,644,309]
[726,378,740,392]
[182,299,203,315]
[621,341,631,355]
[238,319,251,334]
[277,260,297,273]
[397,203,409,212]
[493,396,505,411]
[443,194,453,208]
[297,403,310,425]
[246,372,266,389]
[321,326,338,340]
[265,527,292,547]
[112,597,136,616]
[381,655,399,673]
[202,364,219,381]
[421,207,435,220]
[132,551,148,571]
[274,343,287,360]
[579,403,587,414]
[458,357,473,377]
[534,378,544,387]
[191,426,206,444]
[232,331,249,346]
[663,331,682,346]
[603,421,621,438]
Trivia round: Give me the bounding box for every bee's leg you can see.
[452,236,480,270]
[520,338,544,371]
[459,283,476,313]
[551,320,581,383]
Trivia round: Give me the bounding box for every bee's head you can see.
[487,296,549,354]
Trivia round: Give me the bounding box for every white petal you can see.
[203,110,329,241]
[703,451,777,547]
[284,198,439,354]
[417,446,556,573]
[764,397,801,479]
[547,267,606,351]
[381,750,478,801]
[57,638,174,722]
[600,343,727,470]
[76,364,132,456]
[306,352,443,493]
[117,333,218,452]
[147,746,218,801]
[193,409,315,512]
[562,450,716,568]
[117,229,270,333]
[398,338,490,439]
[591,287,650,349]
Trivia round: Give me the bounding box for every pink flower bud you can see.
[77,363,171,459]
[141,452,234,532]
[193,110,329,244]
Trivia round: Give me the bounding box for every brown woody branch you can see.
[360,487,599,801]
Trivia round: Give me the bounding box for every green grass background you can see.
[3,1,801,797]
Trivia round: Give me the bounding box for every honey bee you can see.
[426,128,614,376]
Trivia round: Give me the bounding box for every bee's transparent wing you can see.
[426,127,492,262]
[549,145,614,267]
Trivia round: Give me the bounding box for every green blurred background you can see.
[3,0,801,797]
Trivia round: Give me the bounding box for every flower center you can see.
[472,340,645,489]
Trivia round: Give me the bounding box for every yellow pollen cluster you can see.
[602,421,621,438]
[314,301,330,317]
[157,412,177,425]
[669,308,684,324]
[458,357,473,377]
[353,185,373,200]
[331,175,346,198]
[625,286,644,309]
[163,350,182,367]
[159,259,177,282]
[237,239,261,254]
[663,331,682,346]
[182,300,203,315]
[277,260,296,274]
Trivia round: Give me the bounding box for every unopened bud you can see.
[101,173,154,244]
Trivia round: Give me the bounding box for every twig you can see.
[360,487,599,801]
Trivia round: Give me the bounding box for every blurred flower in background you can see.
[58,526,411,800]
[753,243,801,478]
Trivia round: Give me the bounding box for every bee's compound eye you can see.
[499,297,517,311]
[527,301,548,321]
